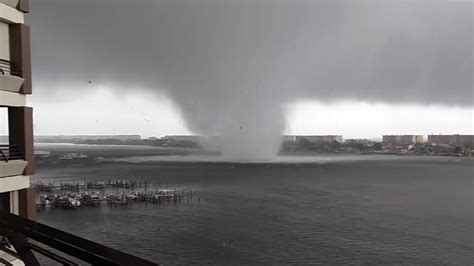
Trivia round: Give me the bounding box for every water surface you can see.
[34,146,474,264]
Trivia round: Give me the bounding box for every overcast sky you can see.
[8,0,472,141]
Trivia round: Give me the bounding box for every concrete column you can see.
[9,23,31,94]
[8,106,34,175]
[17,0,29,13]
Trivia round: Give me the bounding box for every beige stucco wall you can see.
[0,3,24,24]
[0,75,24,92]
[0,174,29,193]
[0,90,26,106]
[0,0,19,9]
[0,160,27,178]
[0,22,8,61]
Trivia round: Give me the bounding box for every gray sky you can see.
[20,0,473,152]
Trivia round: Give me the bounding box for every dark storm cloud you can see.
[28,0,473,159]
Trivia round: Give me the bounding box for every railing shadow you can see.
[0,211,157,265]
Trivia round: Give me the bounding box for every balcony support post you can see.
[18,188,36,220]
[8,24,31,94]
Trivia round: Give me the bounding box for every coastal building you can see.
[283,135,297,142]
[382,135,423,145]
[344,139,374,144]
[286,135,343,143]
[428,135,474,147]
[0,0,36,221]
[162,135,207,143]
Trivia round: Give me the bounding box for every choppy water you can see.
[34,146,474,264]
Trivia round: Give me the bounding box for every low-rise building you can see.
[162,135,207,143]
[344,139,374,144]
[285,135,343,143]
[428,135,474,147]
[383,135,423,145]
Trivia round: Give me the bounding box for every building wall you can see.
[294,135,343,143]
[0,0,35,221]
[456,135,474,147]
[429,135,474,147]
[428,135,457,145]
[0,0,20,8]
[383,135,423,145]
[0,22,9,60]
[414,135,424,144]
[0,3,24,24]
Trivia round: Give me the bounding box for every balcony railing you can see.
[0,59,21,77]
[0,145,24,162]
[0,211,157,265]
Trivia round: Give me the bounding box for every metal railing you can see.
[0,59,21,77]
[0,145,24,162]
[0,211,157,265]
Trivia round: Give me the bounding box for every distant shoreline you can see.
[35,141,471,158]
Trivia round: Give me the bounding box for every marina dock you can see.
[33,179,200,210]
